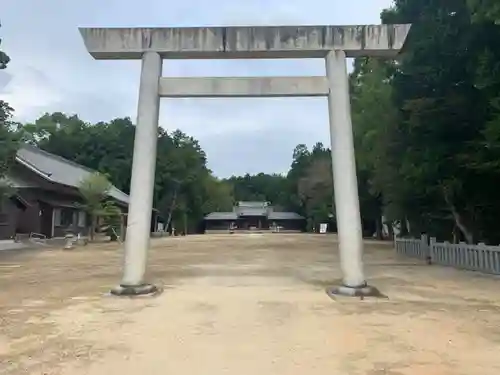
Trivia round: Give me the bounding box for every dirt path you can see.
[1,234,500,374]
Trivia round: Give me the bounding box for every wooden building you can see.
[204,201,305,233]
[0,144,157,240]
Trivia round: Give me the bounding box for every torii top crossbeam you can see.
[79,24,411,60]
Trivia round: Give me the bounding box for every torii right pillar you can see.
[325,49,370,297]
[324,31,411,298]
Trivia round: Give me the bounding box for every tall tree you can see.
[297,155,334,231]
[468,0,500,23]
[375,0,500,243]
[0,22,9,69]
[350,57,397,237]
[0,23,20,198]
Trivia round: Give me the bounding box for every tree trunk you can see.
[387,222,394,240]
[89,215,97,241]
[165,189,178,234]
[449,205,474,244]
[375,216,383,240]
[443,188,474,244]
[452,225,460,244]
[120,214,126,242]
[400,219,409,237]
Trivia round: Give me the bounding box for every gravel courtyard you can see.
[1,234,499,375]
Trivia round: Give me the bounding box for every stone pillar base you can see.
[326,284,386,300]
[110,283,160,297]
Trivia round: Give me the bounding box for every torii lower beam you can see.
[158,76,329,98]
[78,24,411,297]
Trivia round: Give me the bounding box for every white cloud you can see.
[1,66,63,119]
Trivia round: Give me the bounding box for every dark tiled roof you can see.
[15,144,129,204]
[38,198,81,209]
[236,207,268,216]
[204,212,238,220]
[237,201,269,208]
[268,212,304,220]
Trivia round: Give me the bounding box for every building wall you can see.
[0,198,22,240]
[17,200,41,235]
[10,167,129,238]
[205,218,269,231]
[9,190,88,238]
[14,188,85,238]
[206,220,234,231]
[236,217,268,230]
[39,202,53,237]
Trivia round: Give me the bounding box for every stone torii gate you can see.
[79,24,411,297]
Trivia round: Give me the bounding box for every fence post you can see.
[458,242,466,268]
[428,237,436,265]
[394,235,400,255]
[478,242,486,272]
[420,234,429,261]
[444,241,452,265]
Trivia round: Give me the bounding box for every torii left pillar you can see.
[111,51,162,296]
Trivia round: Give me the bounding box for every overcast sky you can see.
[1,0,392,177]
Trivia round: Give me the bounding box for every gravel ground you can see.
[1,234,500,375]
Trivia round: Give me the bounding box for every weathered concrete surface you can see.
[158,76,329,97]
[79,24,411,59]
[326,50,365,287]
[120,52,161,289]
[2,234,500,374]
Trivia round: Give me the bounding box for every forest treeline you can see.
[2,0,500,243]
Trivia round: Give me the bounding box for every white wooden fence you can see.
[395,235,430,260]
[395,235,500,275]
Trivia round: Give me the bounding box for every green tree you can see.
[297,156,334,231]
[0,24,20,199]
[0,102,18,197]
[373,0,500,243]
[225,173,290,208]
[202,175,234,213]
[468,0,500,23]
[350,57,407,237]
[0,23,9,70]
[78,172,121,241]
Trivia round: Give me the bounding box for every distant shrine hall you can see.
[204,201,305,233]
